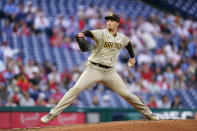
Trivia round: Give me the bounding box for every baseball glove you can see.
[76,36,92,52]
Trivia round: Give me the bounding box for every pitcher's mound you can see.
[13,120,197,131]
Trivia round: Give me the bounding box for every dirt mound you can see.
[9,120,197,131]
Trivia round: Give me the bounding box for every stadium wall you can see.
[0,107,197,129]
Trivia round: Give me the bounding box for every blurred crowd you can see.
[0,0,197,108]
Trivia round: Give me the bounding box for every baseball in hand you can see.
[128,63,132,67]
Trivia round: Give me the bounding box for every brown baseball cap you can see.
[105,13,120,22]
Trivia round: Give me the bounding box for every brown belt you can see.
[90,61,112,69]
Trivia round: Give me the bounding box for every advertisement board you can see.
[0,112,85,129]
[1,107,197,129]
[111,110,197,121]
[0,113,10,128]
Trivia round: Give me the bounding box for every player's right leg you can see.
[41,66,101,123]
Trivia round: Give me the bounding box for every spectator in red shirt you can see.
[17,73,30,92]
[147,96,157,108]
[0,73,6,83]
[141,64,154,82]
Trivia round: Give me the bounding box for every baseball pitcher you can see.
[41,13,159,123]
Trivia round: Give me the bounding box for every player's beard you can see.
[108,26,116,33]
[108,28,113,32]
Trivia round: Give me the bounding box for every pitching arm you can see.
[125,41,136,67]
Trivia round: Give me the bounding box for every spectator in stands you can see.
[164,44,181,67]
[50,28,64,47]
[71,65,81,82]
[25,3,36,29]
[172,75,186,89]
[62,37,73,50]
[64,16,79,37]
[0,83,9,105]
[54,14,68,30]
[15,19,30,36]
[157,95,171,108]
[77,5,86,19]
[77,5,86,30]
[118,13,126,30]
[9,80,21,106]
[16,73,30,92]
[140,64,153,82]
[61,69,72,90]
[2,19,12,34]
[129,29,144,53]
[24,1,37,14]
[50,85,64,104]
[101,95,112,107]
[0,72,6,83]
[154,66,162,81]
[91,96,100,107]
[153,49,166,67]
[46,97,56,107]
[29,66,41,86]
[7,57,21,75]
[70,98,83,107]
[171,95,183,108]
[3,0,17,22]
[0,7,5,19]
[141,30,157,50]
[34,12,50,35]
[179,39,188,54]
[5,97,17,107]
[86,4,100,29]
[164,66,174,84]
[137,50,152,65]
[14,3,26,22]
[176,23,189,38]
[187,59,196,76]
[19,91,35,107]
[36,93,46,107]
[187,39,196,57]
[24,59,38,79]
[145,78,161,93]
[186,74,197,88]
[85,4,97,19]
[0,47,5,72]
[147,96,157,108]
[12,21,20,34]
[0,98,3,106]
[48,66,61,84]
[0,41,19,59]
[42,61,53,74]
[2,59,15,82]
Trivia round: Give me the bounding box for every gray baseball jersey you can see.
[49,29,154,120]
[88,29,129,67]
